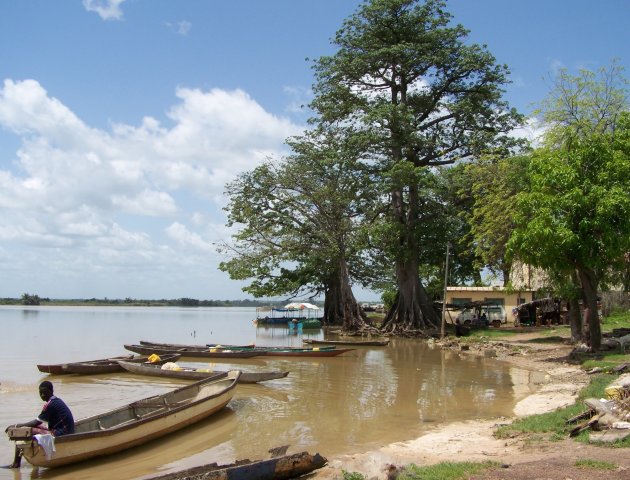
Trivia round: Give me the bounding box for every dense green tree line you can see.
[0,297,281,308]
[219,0,629,348]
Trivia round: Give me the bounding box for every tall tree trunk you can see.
[567,297,582,343]
[576,265,601,351]
[381,256,440,334]
[322,258,367,330]
[567,271,582,343]
[338,257,368,332]
[380,186,440,334]
[323,281,343,326]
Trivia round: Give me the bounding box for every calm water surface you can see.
[0,306,542,479]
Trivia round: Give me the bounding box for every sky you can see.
[0,0,628,301]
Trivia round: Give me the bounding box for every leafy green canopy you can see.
[219,127,376,299]
[309,0,522,328]
[509,114,630,283]
[509,63,630,287]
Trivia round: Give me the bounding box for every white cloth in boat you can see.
[33,433,56,460]
[161,362,182,370]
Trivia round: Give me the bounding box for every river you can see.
[0,306,542,479]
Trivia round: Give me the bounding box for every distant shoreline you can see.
[0,298,282,308]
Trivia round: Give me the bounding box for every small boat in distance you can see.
[8,371,241,468]
[303,339,390,347]
[254,303,323,327]
[117,360,290,384]
[37,354,182,375]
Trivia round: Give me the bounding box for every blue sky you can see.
[0,0,628,300]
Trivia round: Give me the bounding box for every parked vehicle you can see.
[455,303,506,328]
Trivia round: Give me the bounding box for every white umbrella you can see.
[284,302,320,310]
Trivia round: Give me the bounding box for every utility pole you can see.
[440,243,450,339]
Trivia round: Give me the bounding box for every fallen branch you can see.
[565,409,594,425]
[569,414,601,437]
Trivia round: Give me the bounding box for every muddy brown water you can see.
[0,306,544,479]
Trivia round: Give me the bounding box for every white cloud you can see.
[177,21,192,35]
[0,78,302,298]
[112,189,178,216]
[166,222,214,253]
[83,0,126,21]
[283,86,313,114]
[164,20,193,36]
[510,116,547,147]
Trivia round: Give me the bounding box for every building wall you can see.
[445,287,534,323]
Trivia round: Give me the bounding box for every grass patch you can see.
[601,310,630,333]
[342,471,366,480]
[581,351,630,371]
[574,458,617,470]
[397,461,500,480]
[497,373,630,446]
[496,374,617,441]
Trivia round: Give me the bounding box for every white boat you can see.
[9,370,240,468]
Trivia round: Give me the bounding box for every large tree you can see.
[310,0,521,333]
[219,126,375,330]
[464,155,531,283]
[509,64,630,350]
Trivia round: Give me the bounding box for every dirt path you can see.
[309,329,630,479]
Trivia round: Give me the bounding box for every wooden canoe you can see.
[10,371,241,468]
[117,360,289,384]
[124,344,263,358]
[263,348,354,357]
[303,338,390,347]
[37,354,182,375]
[141,340,337,352]
[144,450,327,480]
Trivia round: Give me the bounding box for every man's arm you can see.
[5,419,42,432]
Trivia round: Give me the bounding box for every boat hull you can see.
[37,354,182,375]
[263,348,354,357]
[124,344,262,358]
[303,339,390,347]
[118,360,289,384]
[135,341,340,356]
[15,371,240,468]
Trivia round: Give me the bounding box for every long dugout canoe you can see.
[8,371,240,468]
[132,341,353,357]
[124,344,263,358]
[118,360,289,384]
[303,338,390,347]
[37,354,182,375]
[140,340,337,352]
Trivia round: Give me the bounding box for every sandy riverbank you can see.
[309,331,630,479]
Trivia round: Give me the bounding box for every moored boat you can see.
[37,354,182,375]
[141,340,337,353]
[303,338,390,347]
[117,360,290,383]
[145,450,327,480]
[263,348,354,357]
[7,371,241,468]
[124,344,263,359]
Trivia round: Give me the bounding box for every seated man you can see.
[5,380,74,468]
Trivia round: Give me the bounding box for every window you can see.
[452,298,471,305]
